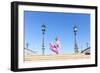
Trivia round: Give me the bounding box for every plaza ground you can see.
[24,53,90,62]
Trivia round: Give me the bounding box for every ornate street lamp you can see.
[26,43,29,49]
[73,25,79,53]
[41,24,46,55]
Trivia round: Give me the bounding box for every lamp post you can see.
[41,24,46,55]
[73,25,79,53]
[86,42,89,48]
[26,43,29,49]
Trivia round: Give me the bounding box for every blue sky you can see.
[24,11,90,54]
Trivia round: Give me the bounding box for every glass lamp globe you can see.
[41,24,46,31]
[74,26,77,32]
